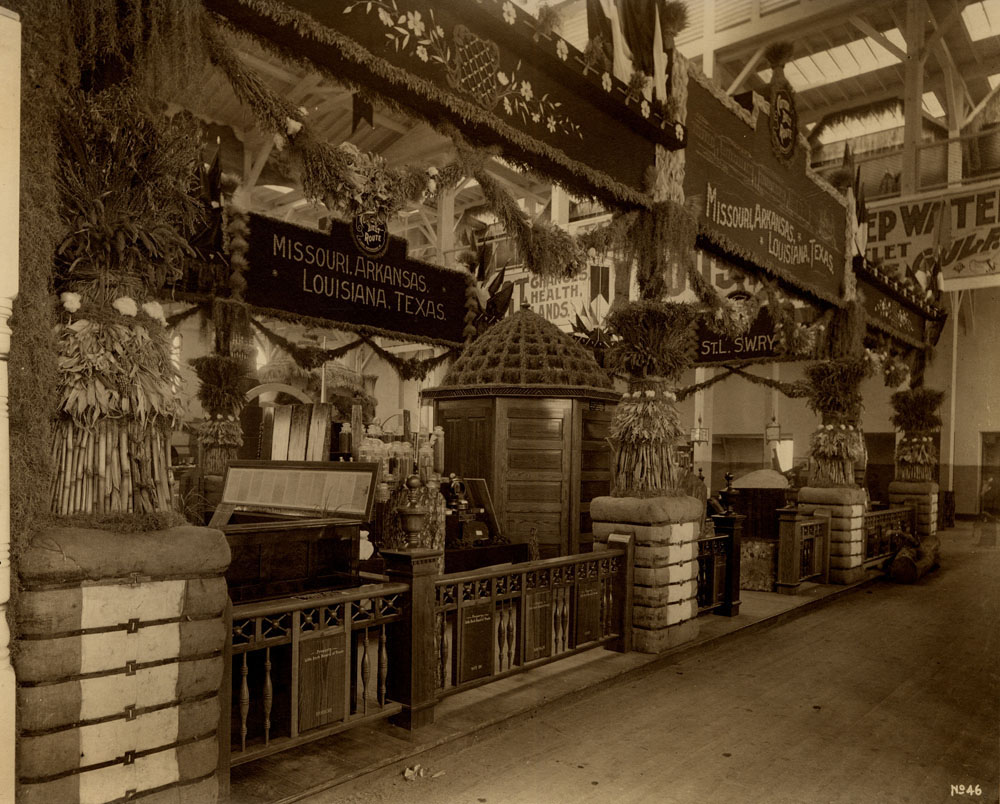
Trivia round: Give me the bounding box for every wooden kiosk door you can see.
[495,398,573,557]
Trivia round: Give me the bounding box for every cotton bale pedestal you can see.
[424,309,618,558]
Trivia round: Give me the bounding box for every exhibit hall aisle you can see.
[299,523,999,804]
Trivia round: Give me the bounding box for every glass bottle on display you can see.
[432,426,445,475]
[338,422,352,454]
[418,436,435,484]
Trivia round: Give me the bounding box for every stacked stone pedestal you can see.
[14,526,231,804]
[888,481,938,539]
[591,496,702,654]
[797,487,867,584]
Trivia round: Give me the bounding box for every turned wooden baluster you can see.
[496,603,506,672]
[263,647,273,745]
[506,603,515,669]
[560,587,569,652]
[378,624,388,707]
[360,626,370,715]
[439,612,449,688]
[239,652,249,752]
[552,588,562,655]
[602,576,612,636]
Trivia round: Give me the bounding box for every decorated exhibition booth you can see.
[5,1,950,803]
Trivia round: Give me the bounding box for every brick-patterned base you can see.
[888,481,939,539]
[797,487,867,584]
[14,526,230,804]
[591,496,702,654]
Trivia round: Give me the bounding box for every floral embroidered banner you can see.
[207,0,685,204]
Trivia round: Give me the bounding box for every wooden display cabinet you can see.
[429,394,617,558]
[210,460,379,603]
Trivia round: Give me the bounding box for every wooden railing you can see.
[776,508,831,594]
[863,505,916,563]
[697,512,743,616]
[221,582,409,772]
[432,535,634,696]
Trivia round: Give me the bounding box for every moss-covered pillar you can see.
[888,481,938,539]
[0,11,20,801]
[797,487,867,584]
[14,525,230,804]
[591,496,702,653]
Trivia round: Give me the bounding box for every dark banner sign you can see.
[694,307,779,365]
[244,214,468,344]
[240,0,682,196]
[684,74,846,304]
[858,277,925,347]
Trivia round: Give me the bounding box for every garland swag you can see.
[251,317,457,382]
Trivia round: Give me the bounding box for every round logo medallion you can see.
[350,213,390,258]
[770,86,797,160]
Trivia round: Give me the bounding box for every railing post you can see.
[218,598,233,801]
[606,533,634,653]
[710,511,743,616]
[815,508,832,584]
[382,547,442,730]
[775,506,801,595]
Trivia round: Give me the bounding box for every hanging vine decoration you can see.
[676,364,809,402]
[579,200,696,300]
[447,125,587,279]
[686,264,763,339]
[206,0,650,207]
[251,317,458,381]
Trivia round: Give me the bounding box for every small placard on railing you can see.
[575,578,602,645]
[298,633,347,731]
[524,590,552,661]
[459,604,494,683]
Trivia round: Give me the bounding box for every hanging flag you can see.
[589,262,610,304]
[352,93,374,133]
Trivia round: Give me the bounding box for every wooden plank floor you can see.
[231,524,997,804]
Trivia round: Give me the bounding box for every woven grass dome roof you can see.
[427,307,615,398]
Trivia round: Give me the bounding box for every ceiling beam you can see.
[848,15,907,60]
[708,0,877,60]
[726,45,766,95]
[920,0,973,64]
[963,81,1000,127]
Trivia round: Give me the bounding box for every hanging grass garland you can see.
[449,129,587,279]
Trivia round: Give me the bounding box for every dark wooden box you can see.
[212,460,379,603]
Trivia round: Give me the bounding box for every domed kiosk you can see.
[423,308,620,557]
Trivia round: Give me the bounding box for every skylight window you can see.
[759,29,906,92]
[962,0,1000,41]
[922,92,945,118]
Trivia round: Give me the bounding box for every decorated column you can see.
[797,358,871,584]
[887,387,943,538]
[887,387,943,582]
[590,300,704,653]
[0,9,19,800]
